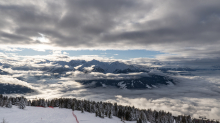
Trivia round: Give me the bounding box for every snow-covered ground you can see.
[0,106,136,123]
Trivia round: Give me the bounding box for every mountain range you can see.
[0,59,186,92]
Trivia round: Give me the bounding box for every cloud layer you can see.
[1,57,220,120]
[1,0,220,67]
[0,0,220,51]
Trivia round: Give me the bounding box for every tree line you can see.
[0,94,219,123]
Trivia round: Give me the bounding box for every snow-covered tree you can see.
[27,100,31,106]
[0,98,4,107]
[44,100,48,108]
[139,111,148,123]
[6,100,12,108]
[15,97,20,106]
[81,107,84,113]
[67,103,71,109]
[55,99,59,107]
[18,98,26,109]
[108,110,113,118]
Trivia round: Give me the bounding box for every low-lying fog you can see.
[0,62,220,120]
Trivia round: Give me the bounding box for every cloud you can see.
[0,75,36,90]
[0,0,220,67]
[1,57,220,120]
[0,0,219,52]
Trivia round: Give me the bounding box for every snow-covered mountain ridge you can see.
[0,59,178,90]
[49,59,144,73]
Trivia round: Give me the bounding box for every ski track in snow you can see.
[0,106,136,123]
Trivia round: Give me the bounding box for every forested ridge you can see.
[0,94,218,123]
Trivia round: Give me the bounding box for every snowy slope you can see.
[0,106,136,123]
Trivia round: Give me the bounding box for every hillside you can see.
[0,95,200,123]
[0,106,136,123]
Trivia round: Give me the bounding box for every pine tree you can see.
[88,103,92,113]
[72,104,75,111]
[3,100,7,107]
[67,103,71,109]
[6,100,12,108]
[96,111,98,117]
[93,104,97,113]
[59,103,62,108]
[44,101,48,108]
[0,98,4,107]
[101,109,105,118]
[51,100,55,107]
[81,107,84,113]
[61,102,65,108]
[27,100,31,106]
[55,99,59,107]
[18,98,26,109]
[140,111,147,123]
[11,98,15,105]
[108,110,113,118]
[15,97,20,106]
[40,99,44,107]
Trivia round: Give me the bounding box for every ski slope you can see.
[0,106,136,123]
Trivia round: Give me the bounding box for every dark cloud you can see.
[0,0,154,47]
[0,0,220,60]
[0,31,31,43]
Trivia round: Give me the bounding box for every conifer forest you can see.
[0,94,219,123]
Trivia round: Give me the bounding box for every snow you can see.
[166,81,174,86]
[102,83,107,88]
[117,81,127,89]
[74,65,83,70]
[83,65,95,72]
[138,80,143,84]
[0,106,136,123]
[146,84,152,89]
[151,85,158,88]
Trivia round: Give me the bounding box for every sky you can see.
[0,49,166,61]
[0,0,220,63]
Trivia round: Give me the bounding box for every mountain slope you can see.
[0,83,35,94]
[0,106,136,123]
[0,59,178,90]
[76,75,175,89]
